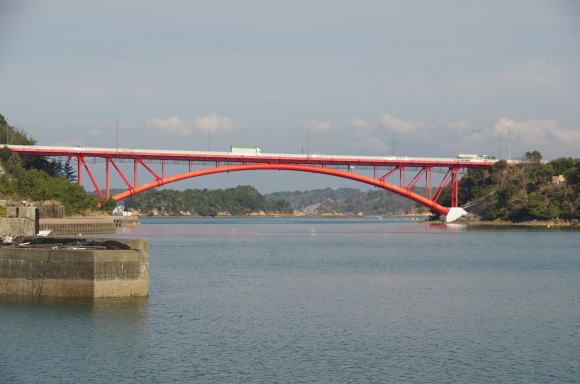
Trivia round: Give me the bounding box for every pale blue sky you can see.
[1,0,579,192]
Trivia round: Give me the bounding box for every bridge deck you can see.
[5,145,504,168]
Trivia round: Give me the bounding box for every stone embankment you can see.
[114,215,140,228]
[0,237,149,297]
[39,215,140,235]
[430,213,578,227]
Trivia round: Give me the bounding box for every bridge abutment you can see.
[441,207,468,223]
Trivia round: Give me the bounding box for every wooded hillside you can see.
[267,187,426,215]
[124,186,294,216]
[0,113,108,214]
[449,151,579,221]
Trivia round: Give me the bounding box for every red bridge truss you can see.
[7,145,501,217]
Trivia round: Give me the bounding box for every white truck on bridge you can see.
[230,146,261,156]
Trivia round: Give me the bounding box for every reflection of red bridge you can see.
[8,145,504,221]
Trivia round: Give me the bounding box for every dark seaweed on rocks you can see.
[19,237,131,250]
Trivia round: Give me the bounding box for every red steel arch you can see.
[112,163,450,215]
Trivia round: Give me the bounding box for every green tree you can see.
[550,157,576,175]
[0,113,36,145]
[99,198,117,213]
[565,165,580,186]
[62,160,76,182]
[524,150,543,164]
[0,150,98,214]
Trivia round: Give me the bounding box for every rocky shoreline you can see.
[433,213,578,227]
[458,219,577,227]
[132,211,578,227]
[134,211,429,219]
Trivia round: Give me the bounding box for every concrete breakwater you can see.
[39,215,140,235]
[114,215,140,227]
[0,237,149,297]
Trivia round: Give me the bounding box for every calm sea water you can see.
[1,217,579,384]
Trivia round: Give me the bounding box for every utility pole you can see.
[208,122,212,151]
[116,121,119,151]
[499,131,502,160]
[306,127,310,157]
[392,132,395,156]
[507,121,512,162]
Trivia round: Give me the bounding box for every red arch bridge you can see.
[7,145,505,222]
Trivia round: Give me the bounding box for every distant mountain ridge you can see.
[115,185,427,216]
[123,186,293,216]
[267,187,427,215]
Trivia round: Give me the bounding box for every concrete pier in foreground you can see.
[0,237,149,298]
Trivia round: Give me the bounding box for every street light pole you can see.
[507,121,511,163]
[306,127,310,157]
[116,121,119,151]
[499,130,502,160]
[208,123,212,151]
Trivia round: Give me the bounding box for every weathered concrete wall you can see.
[40,216,116,234]
[0,238,149,297]
[113,215,140,227]
[7,206,39,220]
[4,205,40,236]
[0,218,36,237]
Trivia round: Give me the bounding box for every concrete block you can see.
[0,218,36,237]
[0,238,149,297]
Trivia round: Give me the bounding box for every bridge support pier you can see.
[441,207,468,223]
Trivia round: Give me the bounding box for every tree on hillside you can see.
[565,164,580,186]
[0,149,98,214]
[99,198,117,213]
[524,150,542,164]
[523,151,553,192]
[0,113,36,145]
[0,113,67,176]
[550,157,576,175]
[62,160,76,182]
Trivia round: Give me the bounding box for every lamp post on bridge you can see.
[507,120,512,162]
[115,121,119,152]
[306,126,310,157]
[208,122,212,151]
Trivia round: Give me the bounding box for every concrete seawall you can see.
[40,217,117,234]
[0,237,149,298]
[114,215,140,227]
[39,216,140,235]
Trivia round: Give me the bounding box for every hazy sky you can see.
[1,0,579,192]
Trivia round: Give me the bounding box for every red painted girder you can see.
[136,159,161,180]
[7,146,497,169]
[379,166,403,181]
[79,157,103,200]
[108,158,134,192]
[432,169,454,202]
[405,167,427,190]
[112,163,450,215]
